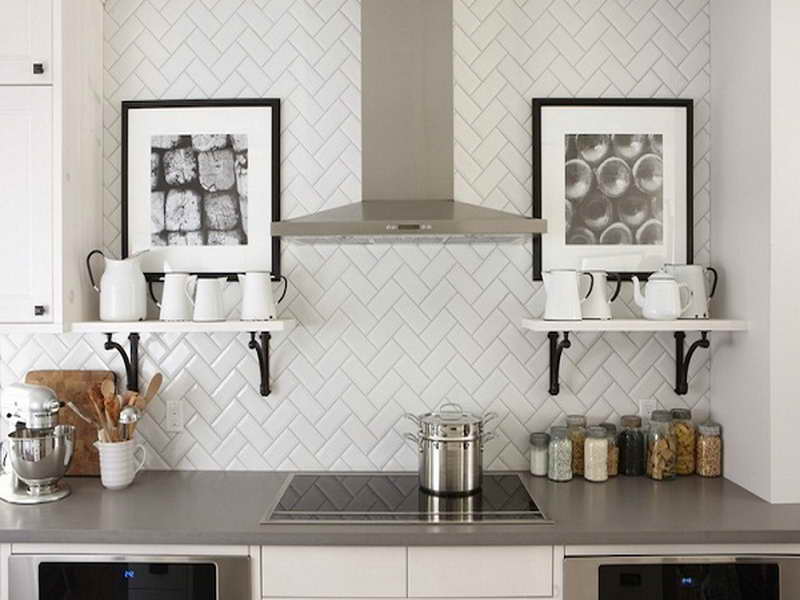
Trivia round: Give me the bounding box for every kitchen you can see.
[0,0,796,598]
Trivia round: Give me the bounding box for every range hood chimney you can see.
[272,0,547,242]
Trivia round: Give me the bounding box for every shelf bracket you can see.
[674,331,710,395]
[548,331,571,396]
[104,332,140,392]
[248,332,272,397]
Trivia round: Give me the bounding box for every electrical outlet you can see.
[639,398,657,422]
[165,400,184,432]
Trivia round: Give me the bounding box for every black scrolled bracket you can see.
[674,331,710,395]
[104,332,140,392]
[248,332,272,397]
[548,331,571,395]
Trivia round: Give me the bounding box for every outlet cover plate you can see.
[165,400,184,432]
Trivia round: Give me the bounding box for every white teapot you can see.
[632,269,693,320]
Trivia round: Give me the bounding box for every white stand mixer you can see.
[0,383,75,504]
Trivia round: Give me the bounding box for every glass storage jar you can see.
[566,414,587,476]
[618,415,645,476]
[647,410,677,481]
[584,426,609,482]
[529,432,549,477]
[548,426,572,482]
[670,407,696,475]
[696,421,722,477]
[600,422,618,476]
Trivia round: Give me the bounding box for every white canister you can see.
[95,440,146,490]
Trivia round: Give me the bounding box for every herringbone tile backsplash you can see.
[0,0,712,470]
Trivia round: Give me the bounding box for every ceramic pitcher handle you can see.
[581,272,594,299]
[86,249,104,293]
[184,278,196,306]
[133,445,146,474]
[148,281,161,308]
[678,283,693,315]
[706,267,719,299]
[277,275,289,304]
[608,272,622,303]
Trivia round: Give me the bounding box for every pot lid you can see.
[648,268,677,282]
[418,403,483,427]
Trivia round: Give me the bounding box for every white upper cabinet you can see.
[0,0,52,84]
[0,87,53,322]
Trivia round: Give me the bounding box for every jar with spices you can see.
[566,415,587,476]
[600,422,618,477]
[529,432,549,477]
[548,426,572,482]
[670,407,696,475]
[696,421,722,477]
[647,410,677,481]
[584,426,609,482]
[618,415,645,476]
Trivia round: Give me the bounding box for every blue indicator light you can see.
[123,569,135,579]
[680,576,694,586]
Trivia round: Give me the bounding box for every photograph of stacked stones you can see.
[151,134,248,246]
[564,133,663,246]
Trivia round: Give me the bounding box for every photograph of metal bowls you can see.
[564,133,664,247]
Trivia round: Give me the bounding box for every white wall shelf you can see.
[70,320,295,397]
[521,318,749,396]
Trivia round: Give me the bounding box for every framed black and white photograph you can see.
[533,99,693,280]
[122,99,281,280]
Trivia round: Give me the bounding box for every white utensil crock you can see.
[186,277,228,322]
[156,273,196,321]
[86,250,148,322]
[95,440,146,490]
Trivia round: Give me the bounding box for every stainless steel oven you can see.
[564,555,800,599]
[9,553,250,599]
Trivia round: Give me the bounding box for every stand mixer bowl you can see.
[7,425,75,496]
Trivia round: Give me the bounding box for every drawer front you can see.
[408,546,553,598]
[262,546,406,597]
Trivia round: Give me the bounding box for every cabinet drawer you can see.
[262,546,406,597]
[408,546,553,598]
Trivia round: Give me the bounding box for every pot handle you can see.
[86,249,104,293]
[403,432,419,444]
[482,431,497,443]
[403,412,420,426]
[482,412,499,430]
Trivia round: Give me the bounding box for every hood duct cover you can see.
[272,0,547,241]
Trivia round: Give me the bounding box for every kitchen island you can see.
[1,471,799,546]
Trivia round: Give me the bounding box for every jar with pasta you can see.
[670,407,696,475]
[599,422,618,477]
[696,421,722,477]
[548,426,573,482]
[566,414,587,476]
[584,426,609,482]
[646,410,676,481]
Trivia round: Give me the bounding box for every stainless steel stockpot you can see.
[405,403,497,496]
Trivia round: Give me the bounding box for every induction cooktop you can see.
[262,473,551,524]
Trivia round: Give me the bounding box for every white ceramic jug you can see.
[86,250,148,322]
[632,269,693,320]
[237,272,287,321]
[543,270,594,321]
[663,264,718,319]
[581,271,621,320]
[154,273,196,321]
[186,277,229,322]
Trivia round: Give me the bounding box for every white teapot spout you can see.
[632,275,645,308]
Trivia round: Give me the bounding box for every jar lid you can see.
[699,421,721,436]
[550,425,568,438]
[621,414,642,428]
[530,432,550,447]
[651,409,672,422]
[599,422,617,435]
[587,426,607,439]
[670,407,692,420]
[566,414,587,427]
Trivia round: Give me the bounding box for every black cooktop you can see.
[262,473,550,523]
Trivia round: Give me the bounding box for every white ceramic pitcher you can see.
[581,271,621,320]
[543,270,594,321]
[154,273,197,321]
[186,277,229,322]
[86,250,148,322]
[237,272,288,321]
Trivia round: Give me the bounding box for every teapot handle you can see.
[86,250,104,293]
[706,267,719,299]
[608,272,622,303]
[678,283,693,315]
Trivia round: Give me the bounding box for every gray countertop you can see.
[2,471,800,546]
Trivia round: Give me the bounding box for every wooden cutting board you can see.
[24,370,116,476]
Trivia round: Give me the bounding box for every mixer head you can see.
[1,383,62,431]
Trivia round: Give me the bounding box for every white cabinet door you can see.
[0,0,52,84]
[0,87,53,322]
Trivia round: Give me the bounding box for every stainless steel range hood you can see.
[272,0,547,242]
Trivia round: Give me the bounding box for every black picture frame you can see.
[532,98,693,281]
[121,98,281,282]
